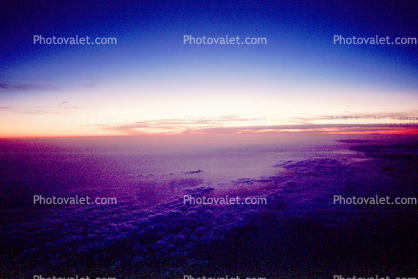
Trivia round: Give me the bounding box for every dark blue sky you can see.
[1,0,417,137]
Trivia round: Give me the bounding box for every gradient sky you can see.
[1,0,418,137]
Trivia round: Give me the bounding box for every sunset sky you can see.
[1,0,417,138]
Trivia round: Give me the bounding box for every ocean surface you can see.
[1,134,417,278]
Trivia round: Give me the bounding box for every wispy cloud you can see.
[0,105,85,115]
[0,82,62,93]
[99,113,418,135]
[102,119,186,135]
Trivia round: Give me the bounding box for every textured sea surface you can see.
[1,135,417,278]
